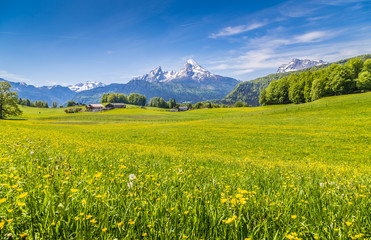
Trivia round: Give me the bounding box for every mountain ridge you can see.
[277,58,327,73]
[72,59,240,104]
[68,81,106,92]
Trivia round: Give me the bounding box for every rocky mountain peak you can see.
[277,58,327,73]
[68,81,106,92]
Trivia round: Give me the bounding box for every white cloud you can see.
[210,22,267,38]
[0,70,31,83]
[278,1,320,18]
[208,29,370,78]
[233,69,254,75]
[294,31,328,43]
[317,0,369,6]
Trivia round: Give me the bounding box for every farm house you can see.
[106,103,126,109]
[86,104,104,111]
[179,106,188,111]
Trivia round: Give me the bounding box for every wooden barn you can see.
[106,103,126,109]
[86,104,104,111]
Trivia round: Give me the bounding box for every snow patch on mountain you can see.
[68,81,106,92]
[277,58,327,73]
[133,59,220,83]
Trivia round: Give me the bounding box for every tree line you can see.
[101,93,147,106]
[148,97,177,108]
[18,98,59,108]
[100,92,248,110]
[259,58,371,105]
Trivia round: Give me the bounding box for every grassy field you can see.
[0,93,370,239]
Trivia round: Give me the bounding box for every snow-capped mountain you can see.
[1,78,76,106]
[133,59,221,83]
[73,59,240,104]
[277,58,327,73]
[68,81,106,92]
[132,66,173,82]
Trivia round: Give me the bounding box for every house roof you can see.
[107,103,126,106]
[88,104,104,108]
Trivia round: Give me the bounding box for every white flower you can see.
[30,151,34,156]
[320,183,325,187]
[129,174,136,181]
[127,181,133,189]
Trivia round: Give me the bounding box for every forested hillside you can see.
[260,58,371,105]
[221,54,371,106]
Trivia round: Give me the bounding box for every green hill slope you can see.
[221,54,371,106]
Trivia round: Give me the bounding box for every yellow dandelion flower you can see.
[129,220,135,225]
[147,224,152,228]
[236,194,243,198]
[0,198,6,204]
[43,174,51,178]
[17,202,25,207]
[20,233,27,239]
[70,189,78,193]
[0,221,4,229]
[81,200,86,205]
[286,234,294,240]
[345,221,352,226]
[117,222,123,227]
[51,221,56,226]
[142,233,147,237]
[220,198,227,203]
[183,236,188,239]
[224,216,237,224]
[94,172,102,178]
[6,219,13,223]
[90,219,97,223]
[7,209,13,213]
[291,215,297,219]
[184,211,189,214]
[102,228,107,232]
[18,192,28,198]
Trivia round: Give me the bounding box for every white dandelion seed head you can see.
[129,174,136,181]
[30,151,34,156]
[127,181,133,189]
[320,183,325,187]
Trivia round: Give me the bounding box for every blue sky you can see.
[0,0,370,86]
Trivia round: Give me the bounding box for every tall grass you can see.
[0,92,370,239]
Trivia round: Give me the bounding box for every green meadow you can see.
[0,92,370,239]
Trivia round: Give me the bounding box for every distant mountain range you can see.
[277,58,327,73]
[0,79,76,106]
[73,59,240,104]
[4,55,369,107]
[2,59,240,105]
